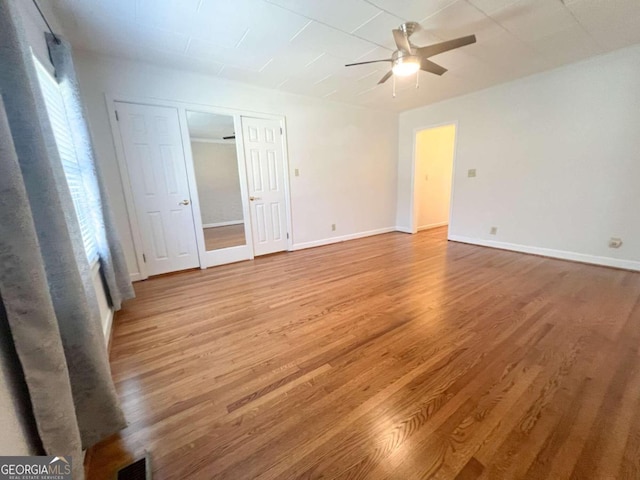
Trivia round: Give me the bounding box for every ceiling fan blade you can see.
[345,59,392,67]
[420,58,447,76]
[378,70,393,84]
[392,29,412,52]
[417,34,477,58]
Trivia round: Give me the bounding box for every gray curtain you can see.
[46,34,134,311]
[0,0,127,476]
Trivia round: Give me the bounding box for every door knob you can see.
[178,199,190,205]
[249,196,262,201]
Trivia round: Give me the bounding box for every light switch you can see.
[294,168,299,177]
[468,169,476,178]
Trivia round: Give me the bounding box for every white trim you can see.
[395,226,413,234]
[418,221,448,231]
[105,96,148,280]
[90,261,115,344]
[292,227,396,251]
[448,235,640,272]
[178,107,209,270]
[201,244,252,265]
[105,93,286,121]
[280,116,295,251]
[203,220,244,228]
[105,93,294,272]
[129,272,144,282]
[90,258,101,275]
[102,309,114,346]
[231,114,255,262]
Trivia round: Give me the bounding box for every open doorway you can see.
[413,123,456,233]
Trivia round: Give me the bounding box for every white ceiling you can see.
[51,0,640,111]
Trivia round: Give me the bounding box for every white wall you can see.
[74,52,399,273]
[415,124,455,230]
[191,141,243,226]
[398,45,640,270]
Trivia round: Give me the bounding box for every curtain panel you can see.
[45,33,134,311]
[0,0,131,476]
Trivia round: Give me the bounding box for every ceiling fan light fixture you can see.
[392,58,420,76]
[344,22,477,88]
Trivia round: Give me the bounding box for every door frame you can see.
[105,94,294,280]
[409,120,460,236]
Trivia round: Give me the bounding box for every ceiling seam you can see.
[361,0,408,21]
[557,1,607,52]
[261,0,389,51]
[234,28,251,48]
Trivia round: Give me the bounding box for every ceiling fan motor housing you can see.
[399,21,420,38]
[392,49,418,63]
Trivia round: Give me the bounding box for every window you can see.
[34,57,98,263]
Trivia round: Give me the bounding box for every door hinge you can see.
[115,110,119,121]
[142,253,146,263]
[280,127,283,135]
[286,232,289,239]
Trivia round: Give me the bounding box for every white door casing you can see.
[241,117,289,256]
[115,101,200,275]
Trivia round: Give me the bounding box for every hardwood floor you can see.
[203,224,245,251]
[86,227,640,479]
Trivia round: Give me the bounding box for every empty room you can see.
[1,0,639,479]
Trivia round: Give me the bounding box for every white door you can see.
[241,117,289,256]
[115,102,200,276]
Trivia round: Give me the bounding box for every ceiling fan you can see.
[345,22,476,85]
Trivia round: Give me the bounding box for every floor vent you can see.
[117,454,151,480]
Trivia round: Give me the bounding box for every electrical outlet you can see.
[425,174,429,181]
[490,226,498,235]
[468,169,477,178]
[609,237,623,248]
[294,168,299,177]
[331,224,336,231]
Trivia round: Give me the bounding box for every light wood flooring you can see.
[87,227,640,479]
[203,224,245,251]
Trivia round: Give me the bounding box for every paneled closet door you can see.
[115,101,200,276]
[241,116,289,256]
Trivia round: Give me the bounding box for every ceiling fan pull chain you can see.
[416,71,419,89]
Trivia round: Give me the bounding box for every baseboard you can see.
[448,235,640,272]
[130,272,144,282]
[395,226,413,234]
[418,221,448,231]
[103,308,114,350]
[292,227,396,251]
[202,220,243,228]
